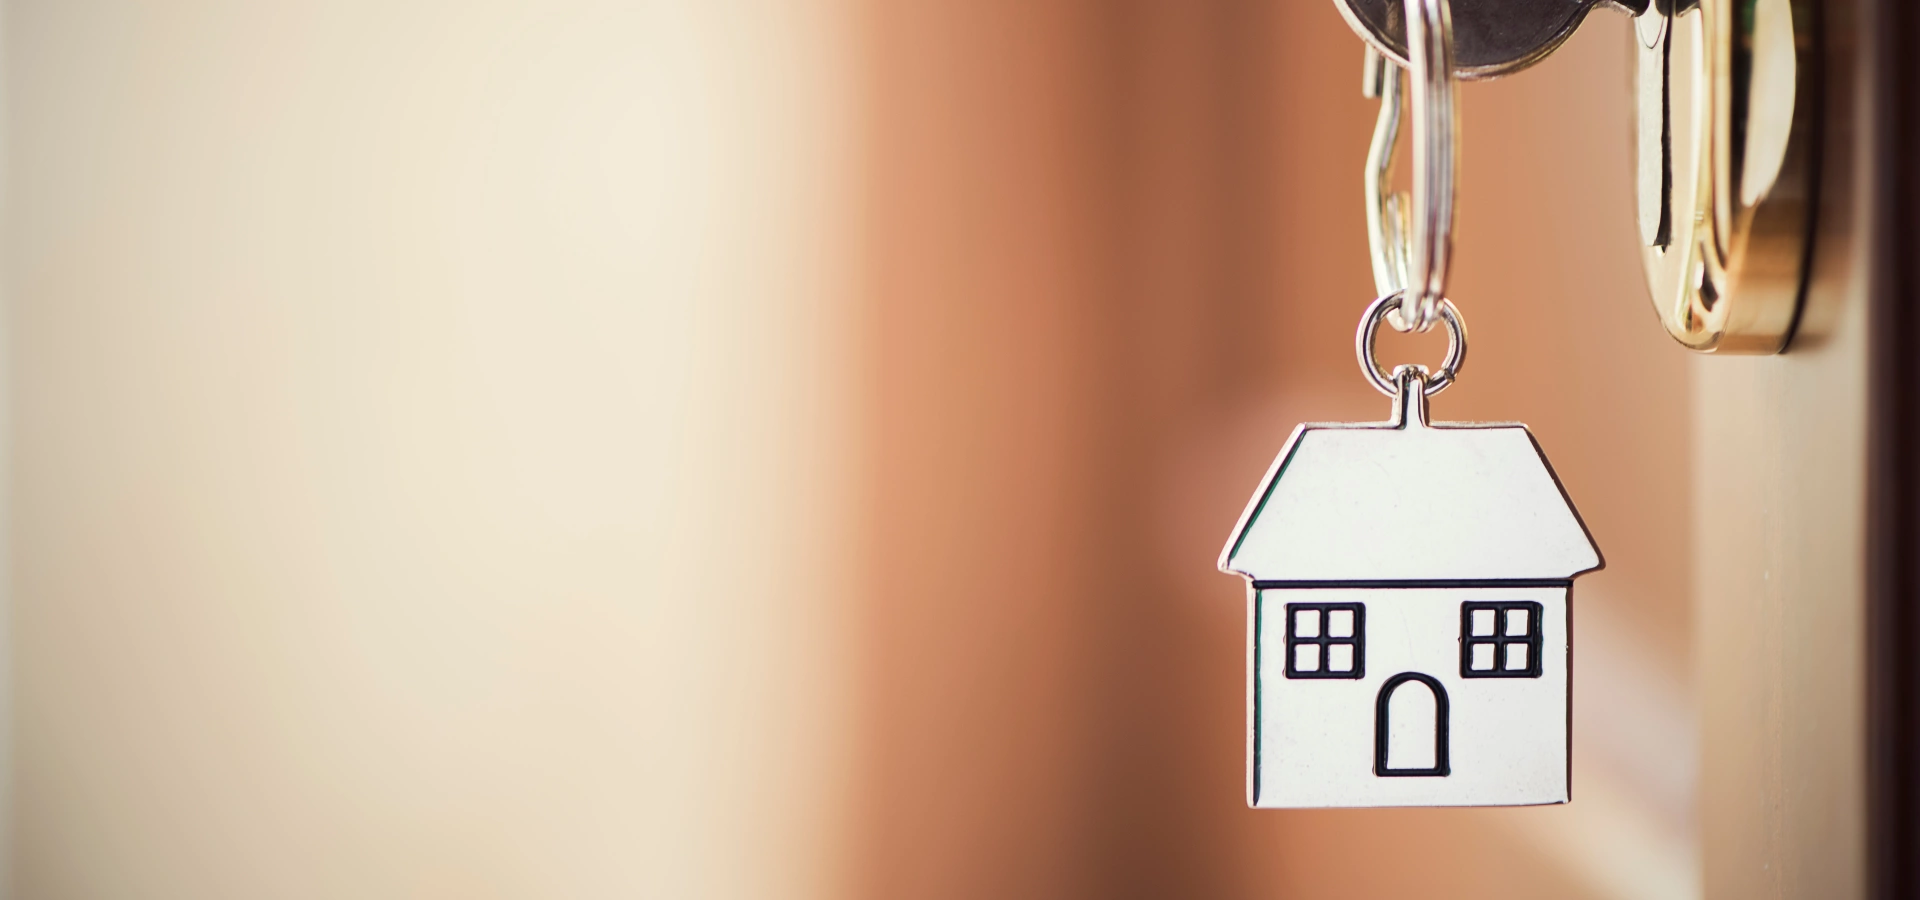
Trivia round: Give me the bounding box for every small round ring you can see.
[1356,290,1466,396]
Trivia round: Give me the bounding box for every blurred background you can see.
[6,1,1695,898]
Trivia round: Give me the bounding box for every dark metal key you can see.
[1335,0,1650,78]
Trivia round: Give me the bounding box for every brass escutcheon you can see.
[1634,0,1819,353]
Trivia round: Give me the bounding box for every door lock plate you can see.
[1634,0,1819,353]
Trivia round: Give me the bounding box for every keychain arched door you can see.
[1374,672,1451,777]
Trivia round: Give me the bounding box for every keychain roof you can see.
[1217,406,1602,584]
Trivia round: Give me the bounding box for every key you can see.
[1336,0,1651,78]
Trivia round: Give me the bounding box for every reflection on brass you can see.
[1633,0,1819,353]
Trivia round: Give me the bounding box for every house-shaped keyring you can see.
[1218,389,1601,808]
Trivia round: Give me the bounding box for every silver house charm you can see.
[1231,0,1607,809]
[1218,294,1601,808]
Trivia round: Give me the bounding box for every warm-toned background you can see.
[7,2,1693,898]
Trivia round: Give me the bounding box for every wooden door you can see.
[1699,0,1918,896]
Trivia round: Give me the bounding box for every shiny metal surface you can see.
[1396,0,1457,332]
[1635,8,1671,249]
[1220,405,1601,583]
[1219,375,1601,808]
[1358,291,1466,396]
[1632,0,1818,353]
[1364,48,1411,298]
[1247,584,1574,806]
[1334,0,1627,79]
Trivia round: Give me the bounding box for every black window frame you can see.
[1459,600,1544,679]
[1284,601,1365,679]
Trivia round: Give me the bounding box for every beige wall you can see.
[10,2,862,897]
[7,3,1699,899]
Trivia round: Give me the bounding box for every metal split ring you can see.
[1357,290,1466,396]
[1365,0,1456,333]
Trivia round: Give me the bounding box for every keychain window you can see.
[1459,601,1543,678]
[1284,602,1365,679]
